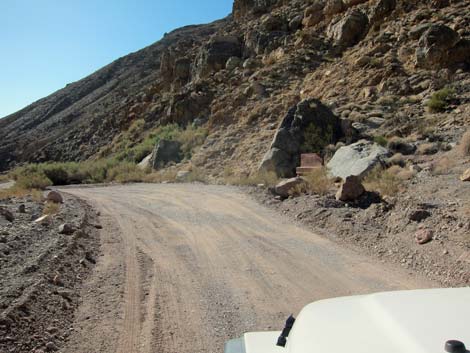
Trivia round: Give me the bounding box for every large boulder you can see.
[137,153,153,170]
[259,99,344,178]
[244,30,287,56]
[327,10,369,48]
[415,24,465,68]
[327,140,391,180]
[335,175,365,201]
[151,140,182,170]
[194,36,242,78]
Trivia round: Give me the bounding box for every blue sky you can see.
[0,0,233,118]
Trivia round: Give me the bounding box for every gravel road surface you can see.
[61,183,434,353]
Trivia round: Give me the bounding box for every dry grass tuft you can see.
[386,165,416,180]
[225,170,279,188]
[431,156,456,175]
[387,153,406,167]
[302,168,333,196]
[0,184,44,201]
[143,169,178,183]
[363,167,404,197]
[43,201,60,216]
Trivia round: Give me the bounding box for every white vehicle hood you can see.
[286,287,470,353]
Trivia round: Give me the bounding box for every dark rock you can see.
[415,24,461,68]
[0,207,14,222]
[259,99,343,177]
[327,9,369,48]
[288,15,303,32]
[18,204,26,213]
[47,191,63,204]
[194,36,242,78]
[336,175,365,201]
[233,0,278,19]
[58,223,75,235]
[388,139,416,155]
[226,56,242,70]
[370,0,397,24]
[45,341,58,352]
[408,209,431,222]
[151,140,182,169]
[261,14,288,32]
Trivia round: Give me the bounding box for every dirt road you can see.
[62,183,434,353]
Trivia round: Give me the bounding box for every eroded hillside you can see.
[0,0,469,179]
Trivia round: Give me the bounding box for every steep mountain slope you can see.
[1,0,469,176]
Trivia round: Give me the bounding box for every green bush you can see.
[373,135,388,147]
[301,123,335,154]
[16,173,52,190]
[427,87,455,112]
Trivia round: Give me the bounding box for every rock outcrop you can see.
[327,9,369,48]
[415,24,467,68]
[259,99,344,177]
[151,140,182,169]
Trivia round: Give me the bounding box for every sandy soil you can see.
[61,183,435,353]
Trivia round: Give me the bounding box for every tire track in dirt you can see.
[63,184,436,353]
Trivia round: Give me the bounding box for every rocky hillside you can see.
[0,0,469,177]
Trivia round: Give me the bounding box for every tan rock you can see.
[335,175,365,201]
[460,169,470,181]
[415,228,433,245]
[274,177,305,198]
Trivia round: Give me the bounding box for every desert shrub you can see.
[105,162,146,183]
[363,167,403,197]
[178,126,208,159]
[459,131,470,157]
[373,135,388,147]
[115,123,207,163]
[15,173,52,190]
[302,167,333,195]
[426,87,455,112]
[42,164,73,185]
